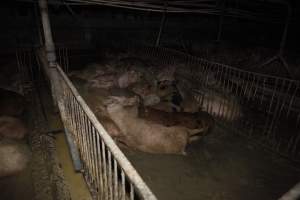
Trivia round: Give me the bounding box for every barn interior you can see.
[0,0,300,200]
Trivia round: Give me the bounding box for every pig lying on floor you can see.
[138,106,214,141]
[0,116,28,140]
[104,95,205,155]
[0,139,31,177]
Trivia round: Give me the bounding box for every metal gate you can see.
[134,45,300,162]
[36,48,157,200]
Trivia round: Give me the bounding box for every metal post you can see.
[38,0,57,66]
[216,0,226,43]
[155,6,167,47]
[254,2,294,79]
[34,3,44,46]
[279,3,291,56]
[38,0,61,108]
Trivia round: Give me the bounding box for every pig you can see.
[68,63,115,81]
[96,115,124,141]
[138,106,214,137]
[116,57,157,86]
[117,69,144,88]
[155,80,176,99]
[0,116,28,140]
[88,72,118,89]
[199,89,242,121]
[130,81,160,106]
[0,88,26,117]
[150,101,181,113]
[174,80,201,113]
[130,80,155,98]
[104,95,204,155]
[156,64,177,83]
[0,139,31,177]
[175,78,242,121]
[179,92,200,113]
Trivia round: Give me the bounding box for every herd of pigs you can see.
[0,54,241,178]
[70,55,242,155]
[0,62,30,178]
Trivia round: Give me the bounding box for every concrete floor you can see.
[0,160,34,200]
[55,132,92,200]
[42,86,92,200]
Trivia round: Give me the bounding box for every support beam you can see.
[38,0,60,108]
[254,2,294,79]
[155,6,167,47]
[38,0,57,67]
[279,3,291,55]
[216,0,226,43]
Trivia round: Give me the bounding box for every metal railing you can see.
[54,64,157,200]
[134,45,300,162]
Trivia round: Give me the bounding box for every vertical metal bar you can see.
[278,80,292,117]
[101,140,108,200]
[91,127,100,195]
[96,131,104,199]
[155,8,166,47]
[130,183,134,200]
[247,73,256,101]
[84,114,92,182]
[121,170,126,200]
[87,120,96,184]
[287,83,298,118]
[260,77,267,107]
[114,159,119,200]
[108,151,113,200]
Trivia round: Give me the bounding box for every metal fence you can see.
[54,64,157,200]
[36,44,300,199]
[134,45,300,162]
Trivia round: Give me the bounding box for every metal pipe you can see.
[38,0,57,66]
[216,0,225,42]
[38,0,61,110]
[278,182,300,200]
[155,5,167,47]
[64,128,83,172]
[279,3,292,55]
